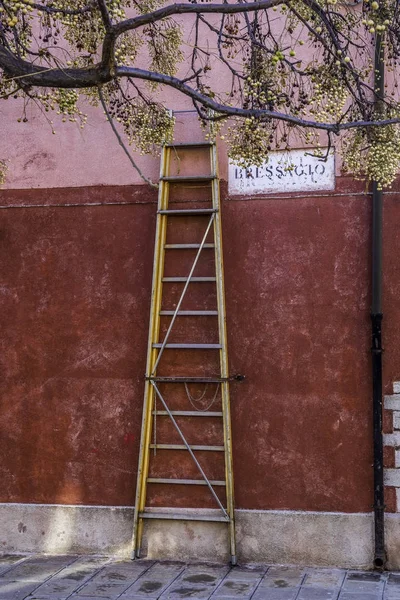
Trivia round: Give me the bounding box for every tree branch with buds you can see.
[1,0,400,188]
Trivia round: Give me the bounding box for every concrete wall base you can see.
[1,503,396,569]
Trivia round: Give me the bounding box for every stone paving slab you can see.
[160,583,217,599]
[26,578,80,598]
[50,558,112,588]
[296,589,338,600]
[0,557,77,583]
[251,591,299,600]
[72,582,131,598]
[385,587,400,598]
[159,564,228,600]
[89,562,152,584]
[303,569,345,589]
[342,581,385,594]
[211,578,259,598]
[259,567,305,590]
[118,562,185,599]
[2,554,400,600]
[0,557,28,579]
[339,595,382,600]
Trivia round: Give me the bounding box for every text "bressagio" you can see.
[228,149,335,195]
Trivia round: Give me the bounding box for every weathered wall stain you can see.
[17,522,27,533]
[23,152,56,174]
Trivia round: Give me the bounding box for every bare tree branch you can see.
[116,65,340,132]
[96,0,112,31]
[98,86,158,189]
[0,45,112,88]
[115,0,289,34]
[1,0,400,187]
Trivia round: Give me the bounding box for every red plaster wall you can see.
[223,191,372,512]
[0,188,156,506]
[0,180,389,513]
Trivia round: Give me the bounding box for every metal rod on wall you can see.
[371,30,385,570]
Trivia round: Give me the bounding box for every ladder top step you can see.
[147,478,226,486]
[139,512,229,522]
[161,176,217,183]
[158,209,217,216]
[165,244,215,249]
[153,410,223,417]
[165,142,214,148]
[162,277,216,283]
[160,311,218,316]
[153,343,222,349]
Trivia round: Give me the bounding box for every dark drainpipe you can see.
[371,30,385,570]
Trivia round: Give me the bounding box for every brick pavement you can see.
[1,554,400,600]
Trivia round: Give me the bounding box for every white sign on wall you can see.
[228,149,335,195]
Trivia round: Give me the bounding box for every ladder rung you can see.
[153,343,222,349]
[148,376,226,383]
[153,411,223,417]
[149,444,224,451]
[158,209,217,216]
[147,478,226,486]
[165,142,214,148]
[139,512,229,522]
[164,244,215,249]
[161,176,216,183]
[162,277,216,283]
[160,311,218,316]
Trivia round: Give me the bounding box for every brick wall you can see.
[384,383,400,512]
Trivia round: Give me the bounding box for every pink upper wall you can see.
[0,96,341,190]
[1,99,159,189]
[1,93,239,189]
[0,11,231,189]
[0,10,349,191]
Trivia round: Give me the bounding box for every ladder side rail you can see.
[132,146,170,558]
[211,143,237,565]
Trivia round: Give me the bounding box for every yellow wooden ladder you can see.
[132,141,237,565]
